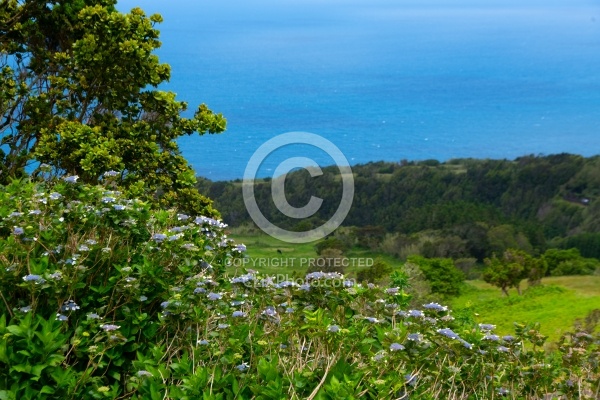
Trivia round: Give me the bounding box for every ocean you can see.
[119,0,600,181]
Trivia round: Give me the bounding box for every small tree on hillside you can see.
[483,255,524,296]
[406,256,464,298]
[482,249,543,295]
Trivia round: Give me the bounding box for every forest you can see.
[199,154,600,263]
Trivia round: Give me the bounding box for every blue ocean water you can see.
[120,0,600,181]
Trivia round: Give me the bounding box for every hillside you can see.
[202,154,600,262]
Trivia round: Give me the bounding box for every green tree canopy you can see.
[406,255,464,298]
[0,0,225,215]
[482,249,545,296]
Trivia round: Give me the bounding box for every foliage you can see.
[406,256,465,298]
[356,259,392,284]
[0,0,226,216]
[543,248,599,276]
[0,179,599,398]
[314,236,350,255]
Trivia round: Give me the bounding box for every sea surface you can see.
[119,0,600,181]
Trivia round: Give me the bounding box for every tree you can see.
[0,0,226,215]
[482,254,524,296]
[482,249,544,295]
[406,256,464,298]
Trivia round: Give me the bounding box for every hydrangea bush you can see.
[0,175,598,399]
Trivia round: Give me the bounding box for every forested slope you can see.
[198,154,600,260]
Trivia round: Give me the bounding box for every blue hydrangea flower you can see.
[61,300,80,312]
[102,197,116,203]
[235,244,247,252]
[113,205,126,211]
[195,216,227,228]
[405,374,417,387]
[8,212,23,218]
[305,272,325,280]
[437,328,460,340]
[502,335,515,342]
[63,175,79,183]
[56,314,68,321]
[408,310,424,318]
[390,343,405,351]
[423,302,448,311]
[194,287,206,294]
[217,323,229,329]
[152,233,167,242]
[407,333,422,342]
[276,281,296,288]
[177,214,190,221]
[23,274,45,284]
[386,287,400,295]
[28,209,42,215]
[459,339,473,349]
[231,274,254,284]
[207,292,222,301]
[479,323,496,331]
[497,346,510,353]
[101,324,120,331]
[197,339,209,345]
[262,307,277,318]
[236,362,249,372]
[327,325,340,333]
[13,227,24,235]
[19,306,32,313]
[137,370,153,377]
[87,313,100,319]
[232,311,246,318]
[49,192,62,200]
[483,334,500,342]
[365,317,379,323]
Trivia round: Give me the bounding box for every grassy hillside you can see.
[451,277,600,343]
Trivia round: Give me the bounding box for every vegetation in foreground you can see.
[0,177,599,399]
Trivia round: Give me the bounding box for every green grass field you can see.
[229,229,404,276]
[229,229,600,343]
[451,277,600,343]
